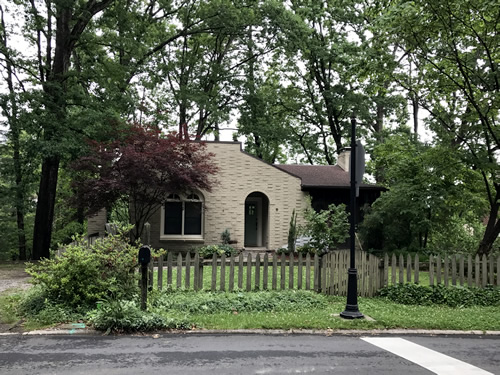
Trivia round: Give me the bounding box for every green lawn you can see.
[163,292,500,331]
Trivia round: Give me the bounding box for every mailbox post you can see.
[138,245,151,310]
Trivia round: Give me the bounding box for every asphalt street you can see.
[0,333,498,374]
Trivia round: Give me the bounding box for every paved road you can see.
[0,334,498,374]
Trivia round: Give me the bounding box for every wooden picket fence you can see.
[380,253,500,288]
[148,250,383,297]
[147,250,499,297]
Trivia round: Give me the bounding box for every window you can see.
[162,193,203,239]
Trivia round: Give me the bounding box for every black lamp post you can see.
[340,114,364,319]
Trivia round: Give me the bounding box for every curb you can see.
[2,328,500,337]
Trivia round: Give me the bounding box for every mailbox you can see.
[138,245,151,266]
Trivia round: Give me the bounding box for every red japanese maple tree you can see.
[72,124,218,241]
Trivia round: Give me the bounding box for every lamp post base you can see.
[340,268,364,319]
[340,304,364,319]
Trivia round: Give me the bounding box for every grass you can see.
[181,294,500,331]
[0,293,22,325]
[147,289,500,331]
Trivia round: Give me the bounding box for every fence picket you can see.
[429,255,434,286]
[280,254,286,290]
[263,254,269,290]
[314,254,320,292]
[272,253,278,290]
[211,254,217,292]
[475,255,480,287]
[482,255,487,287]
[167,252,173,286]
[399,254,404,284]
[489,256,494,286]
[468,255,472,287]
[157,254,163,291]
[414,254,419,284]
[459,255,464,286]
[406,254,412,283]
[289,255,294,290]
[238,254,244,289]
[246,253,252,292]
[497,256,500,286]
[451,255,456,286]
[384,253,389,287]
[255,254,261,291]
[220,253,226,292]
[436,255,441,285]
[177,253,183,289]
[194,252,200,291]
[391,254,396,286]
[297,253,303,290]
[306,253,311,291]
[229,255,235,292]
[443,255,449,286]
[185,253,191,290]
[148,257,154,290]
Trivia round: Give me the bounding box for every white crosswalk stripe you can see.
[362,337,495,375]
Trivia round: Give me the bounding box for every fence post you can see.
[314,254,321,293]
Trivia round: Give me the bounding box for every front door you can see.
[244,202,258,247]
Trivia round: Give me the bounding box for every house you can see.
[88,141,383,253]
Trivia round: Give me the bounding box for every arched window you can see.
[162,193,203,238]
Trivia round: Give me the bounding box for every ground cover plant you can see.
[378,283,500,308]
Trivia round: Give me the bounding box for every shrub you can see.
[300,202,349,253]
[87,299,192,333]
[296,243,317,255]
[198,244,238,258]
[26,230,139,309]
[220,229,231,244]
[378,283,500,307]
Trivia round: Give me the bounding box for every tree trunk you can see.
[32,0,113,259]
[33,156,60,259]
[476,199,499,257]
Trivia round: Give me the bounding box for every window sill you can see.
[160,236,204,243]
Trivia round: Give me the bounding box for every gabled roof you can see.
[273,164,383,190]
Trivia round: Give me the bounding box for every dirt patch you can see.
[0,264,32,294]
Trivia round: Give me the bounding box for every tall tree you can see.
[31,0,114,260]
[381,0,500,255]
[0,4,28,259]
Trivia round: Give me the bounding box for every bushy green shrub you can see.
[300,202,349,253]
[296,243,317,255]
[220,229,231,244]
[198,244,238,258]
[87,299,192,332]
[26,231,139,309]
[379,283,500,307]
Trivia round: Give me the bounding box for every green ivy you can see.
[379,283,500,308]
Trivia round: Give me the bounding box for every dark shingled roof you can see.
[274,164,381,189]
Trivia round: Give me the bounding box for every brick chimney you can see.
[337,148,351,172]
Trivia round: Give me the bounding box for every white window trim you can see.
[160,193,204,241]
